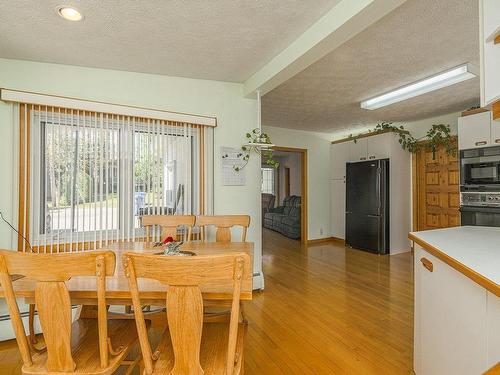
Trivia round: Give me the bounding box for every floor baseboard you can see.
[307,236,345,245]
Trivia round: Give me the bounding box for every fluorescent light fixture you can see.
[361,63,478,110]
[57,6,83,21]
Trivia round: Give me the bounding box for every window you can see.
[18,104,213,252]
[261,167,275,195]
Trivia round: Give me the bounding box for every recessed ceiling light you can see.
[57,6,83,21]
[360,63,478,110]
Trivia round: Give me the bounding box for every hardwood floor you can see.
[0,228,414,374]
[245,229,413,374]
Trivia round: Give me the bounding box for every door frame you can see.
[271,146,308,244]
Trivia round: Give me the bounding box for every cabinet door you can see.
[330,142,350,179]
[414,246,487,375]
[330,179,346,239]
[490,114,500,145]
[348,138,368,162]
[367,133,391,160]
[458,112,491,150]
[487,292,500,369]
[482,0,500,38]
[482,0,500,106]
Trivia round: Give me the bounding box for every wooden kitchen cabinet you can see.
[414,245,488,375]
[458,111,491,150]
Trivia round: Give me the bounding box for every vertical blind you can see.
[16,104,214,252]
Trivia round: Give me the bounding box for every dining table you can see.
[0,241,254,307]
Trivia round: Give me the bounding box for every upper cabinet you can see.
[367,133,391,160]
[348,138,368,162]
[480,0,500,108]
[458,111,492,150]
[330,131,401,167]
[330,141,350,180]
[491,114,500,145]
[347,133,392,162]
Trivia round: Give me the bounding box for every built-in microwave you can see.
[460,146,500,190]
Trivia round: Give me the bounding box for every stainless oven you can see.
[460,146,500,190]
[460,192,500,227]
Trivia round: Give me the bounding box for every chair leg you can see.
[28,304,37,344]
[240,302,246,322]
[122,355,142,375]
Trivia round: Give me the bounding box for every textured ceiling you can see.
[262,0,480,133]
[0,0,340,82]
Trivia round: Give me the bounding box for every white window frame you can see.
[261,167,275,195]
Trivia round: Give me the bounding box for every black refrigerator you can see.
[345,159,389,254]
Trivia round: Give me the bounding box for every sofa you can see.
[263,195,301,239]
[261,193,276,217]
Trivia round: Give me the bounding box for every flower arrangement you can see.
[162,236,183,255]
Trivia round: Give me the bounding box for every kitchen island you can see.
[410,226,500,375]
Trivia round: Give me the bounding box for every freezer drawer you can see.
[345,212,388,254]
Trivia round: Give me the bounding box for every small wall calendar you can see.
[220,146,246,186]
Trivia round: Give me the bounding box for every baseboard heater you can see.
[0,305,79,322]
[0,306,78,341]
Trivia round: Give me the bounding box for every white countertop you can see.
[410,226,500,287]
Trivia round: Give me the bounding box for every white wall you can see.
[263,125,331,240]
[0,58,263,288]
[405,112,460,138]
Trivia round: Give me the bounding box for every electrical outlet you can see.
[320,228,324,235]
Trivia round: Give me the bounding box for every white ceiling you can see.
[262,0,480,133]
[0,0,341,82]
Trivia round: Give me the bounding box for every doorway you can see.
[261,146,307,245]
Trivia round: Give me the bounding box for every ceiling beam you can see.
[243,0,408,98]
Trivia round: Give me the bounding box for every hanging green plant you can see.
[232,128,280,172]
[370,121,456,157]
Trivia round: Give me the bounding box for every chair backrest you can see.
[140,215,196,242]
[0,249,115,372]
[196,215,250,243]
[123,252,250,375]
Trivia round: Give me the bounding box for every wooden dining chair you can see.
[485,363,500,374]
[141,215,196,243]
[123,252,250,375]
[196,215,250,243]
[0,249,146,375]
